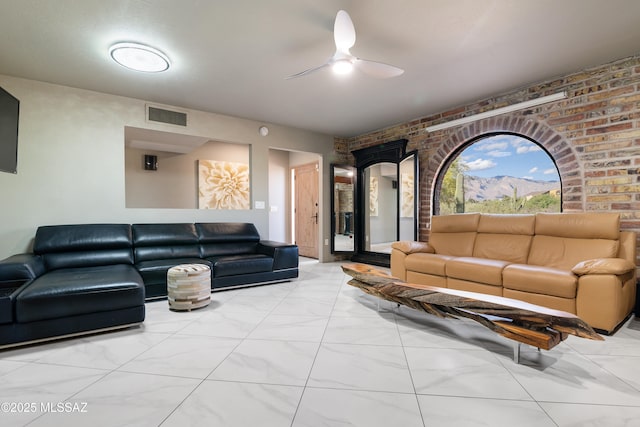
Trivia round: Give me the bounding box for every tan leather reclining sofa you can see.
[391,212,637,333]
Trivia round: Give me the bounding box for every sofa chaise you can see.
[0,222,298,347]
[0,224,145,348]
[391,212,636,333]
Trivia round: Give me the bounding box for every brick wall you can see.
[337,55,640,266]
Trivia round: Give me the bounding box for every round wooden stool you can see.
[167,264,211,311]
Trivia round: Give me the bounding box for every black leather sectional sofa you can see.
[0,222,298,348]
[132,222,299,298]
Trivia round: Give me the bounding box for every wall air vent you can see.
[146,105,187,127]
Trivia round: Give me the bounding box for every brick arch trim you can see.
[423,114,582,233]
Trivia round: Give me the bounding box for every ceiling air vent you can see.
[147,105,187,126]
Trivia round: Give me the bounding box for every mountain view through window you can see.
[439,134,561,215]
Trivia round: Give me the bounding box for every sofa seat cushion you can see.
[446,257,510,286]
[503,264,577,299]
[208,254,273,278]
[405,253,454,277]
[15,264,144,323]
[136,258,212,285]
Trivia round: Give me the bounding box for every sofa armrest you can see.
[572,258,635,276]
[257,241,299,270]
[391,241,434,255]
[0,254,46,282]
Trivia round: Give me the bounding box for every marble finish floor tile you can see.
[162,380,302,427]
[331,293,396,317]
[540,402,640,427]
[140,302,207,333]
[588,354,640,391]
[247,314,329,342]
[272,296,336,316]
[215,295,287,313]
[0,359,28,376]
[176,310,268,338]
[308,343,414,393]
[26,329,170,370]
[405,347,531,400]
[566,330,640,357]
[119,335,240,379]
[1,339,74,362]
[499,351,640,406]
[29,371,200,427]
[209,339,319,386]
[0,363,108,426]
[417,395,556,427]
[287,286,341,298]
[3,261,640,427]
[322,313,402,346]
[226,282,295,297]
[293,387,424,427]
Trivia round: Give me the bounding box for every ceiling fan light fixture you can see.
[332,59,354,75]
[287,10,402,80]
[109,42,170,73]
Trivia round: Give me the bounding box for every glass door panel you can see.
[399,154,416,241]
[331,164,355,253]
[364,162,397,254]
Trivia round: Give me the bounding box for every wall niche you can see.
[124,126,250,209]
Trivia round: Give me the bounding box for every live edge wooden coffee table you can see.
[342,264,603,363]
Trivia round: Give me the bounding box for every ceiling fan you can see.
[286,10,404,79]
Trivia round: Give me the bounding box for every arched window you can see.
[436,134,561,215]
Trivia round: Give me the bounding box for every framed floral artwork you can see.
[198,160,250,209]
[369,176,378,216]
[401,173,414,218]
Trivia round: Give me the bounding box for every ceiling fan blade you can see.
[334,10,356,51]
[285,62,330,79]
[355,59,404,78]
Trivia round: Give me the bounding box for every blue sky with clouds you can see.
[458,134,559,182]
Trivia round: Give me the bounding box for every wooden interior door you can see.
[293,162,319,258]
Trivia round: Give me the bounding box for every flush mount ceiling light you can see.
[109,42,170,73]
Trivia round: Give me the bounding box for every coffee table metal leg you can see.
[513,342,521,363]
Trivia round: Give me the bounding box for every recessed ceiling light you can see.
[109,42,170,73]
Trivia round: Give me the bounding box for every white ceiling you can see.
[1,0,640,137]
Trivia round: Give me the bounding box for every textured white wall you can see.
[0,75,334,259]
[267,149,289,243]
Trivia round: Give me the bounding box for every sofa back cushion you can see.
[196,223,260,257]
[473,214,534,263]
[132,223,200,262]
[428,213,479,256]
[528,213,620,270]
[34,224,134,270]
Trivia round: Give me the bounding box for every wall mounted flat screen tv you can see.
[0,86,20,174]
